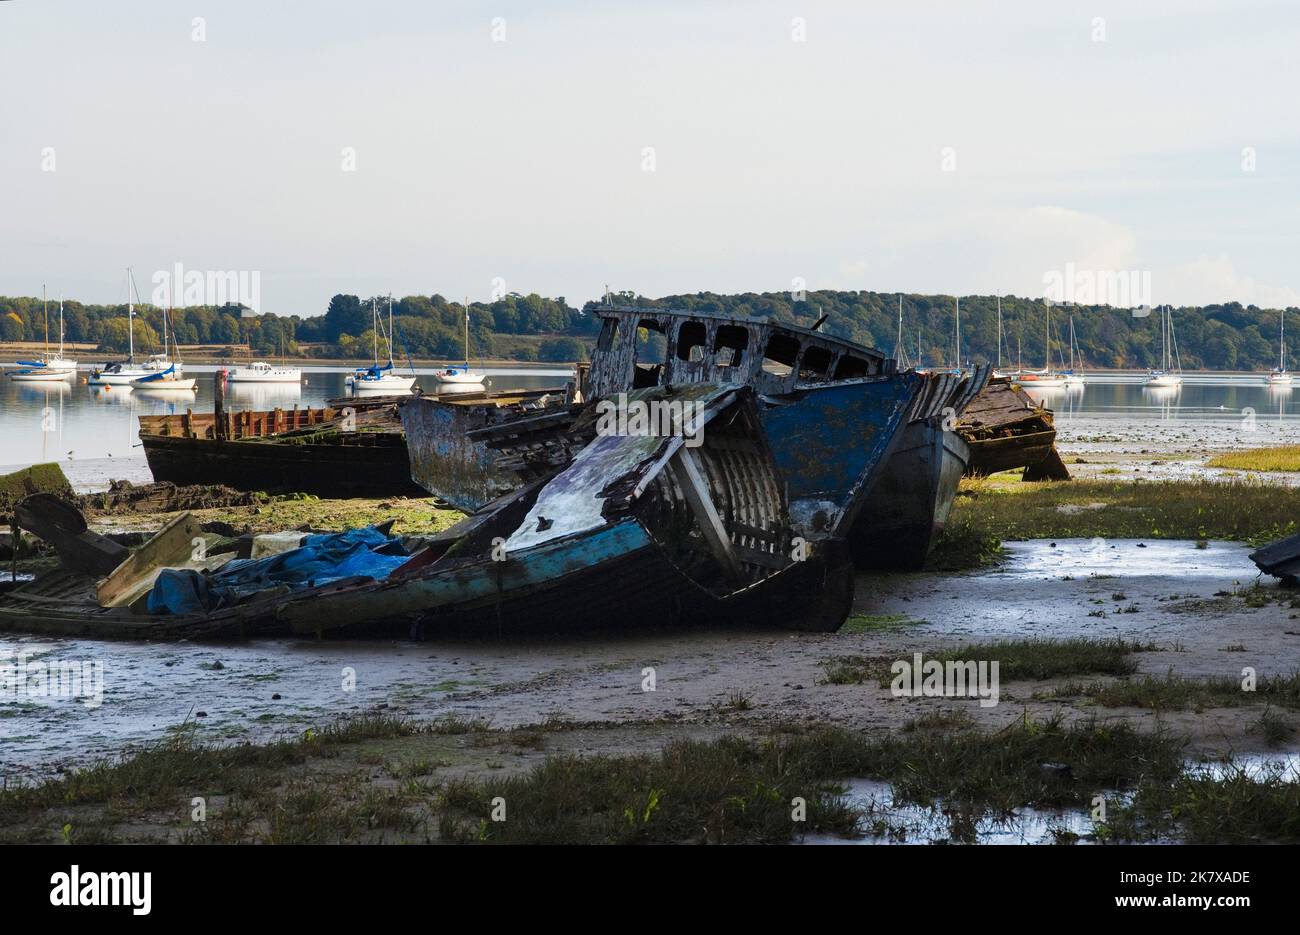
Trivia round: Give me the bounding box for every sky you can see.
[3,0,1300,316]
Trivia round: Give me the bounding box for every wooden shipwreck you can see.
[137,392,425,499]
[402,306,994,571]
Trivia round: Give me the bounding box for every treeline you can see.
[2,288,1295,370]
[587,290,1297,371]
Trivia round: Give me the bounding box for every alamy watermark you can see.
[1,650,104,709]
[1042,263,1151,311]
[890,652,1000,708]
[151,263,261,314]
[595,393,705,448]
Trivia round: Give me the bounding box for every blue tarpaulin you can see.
[146,526,410,615]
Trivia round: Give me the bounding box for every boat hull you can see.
[849,420,970,570]
[139,432,425,498]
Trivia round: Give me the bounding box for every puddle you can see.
[1187,753,1300,781]
[998,538,1253,580]
[0,635,506,783]
[801,779,1102,845]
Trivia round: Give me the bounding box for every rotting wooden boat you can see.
[957,376,1068,480]
[0,385,858,639]
[137,395,425,498]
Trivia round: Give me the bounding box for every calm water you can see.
[3,368,1300,490]
[0,364,574,490]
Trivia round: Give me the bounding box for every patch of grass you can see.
[1107,763,1300,843]
[1207,445,1300,472]
[436,715,1185,843]
[840,614,924,634]
[1050,671,1300,711]
[820,638,1152,686]
[948,477,1300,546]
[924,517,1004,571]
[1257,708,1296,747]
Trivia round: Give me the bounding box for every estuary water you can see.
[0,364,574,491]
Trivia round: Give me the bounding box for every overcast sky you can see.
[3,0,1299,315]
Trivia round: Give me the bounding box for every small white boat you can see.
[1264,311,1291,384]
[8,287,76,381]
[431,299,486,386]
[346,296,419,395]
[129,365,196,390]
[431,365,485,385]
[1017,371,1066,388]
[1145,370,1182,388]
[1144,305,1182,387]
[90,269,181,385]
[8,364,76,382]
[226,361,302,384]
[347,364,418,394]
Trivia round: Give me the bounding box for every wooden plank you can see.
[669,447,743,582]
[96,512,202,608]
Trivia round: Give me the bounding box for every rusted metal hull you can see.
[140,432,424,498]
[399,392,580,512]
[850,420,970,570]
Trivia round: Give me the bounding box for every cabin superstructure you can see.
[587,307,893,399]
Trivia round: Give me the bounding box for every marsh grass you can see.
[948,477,1300,546]
[1207,445,1300,472]
[819,638,1153,686]
[436,715,1183,844]
[1049,671,1300,711]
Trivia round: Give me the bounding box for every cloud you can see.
[1160,256,1300,309]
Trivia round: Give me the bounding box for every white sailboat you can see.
[90,268,179,385]
[1144,305,1183,387]
[892,294,913,370]
[1017,301,1065,388]
[8,286,77,381]
[1062,314,1086,386]
[129,304,196,390]
[992,296,1019,378]
[432,298,486,386]
[1266,310,1292,385]
[346,296,418,394]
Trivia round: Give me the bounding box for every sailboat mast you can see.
[43,284,49,357]
[1282,310,1287,371]
[1044,302,1050,371]
[464,297,471,366]
[996,297,1002,369]
[954,296,961,369]
[59,294,65,357]
[126,267,136,363]
[372,299,378,364]
[388,294,394,365]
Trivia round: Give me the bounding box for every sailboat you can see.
[346,296,418,394]
[992,296,1018,378]
[8,286,77,381]
[130,304,196,390]
[90,268,179,385]
[1017,301,1065,388]
[1145,305,1183,388]
[432,298,486,386]
[1266,310,1292,385]
[1062,314,1086,386]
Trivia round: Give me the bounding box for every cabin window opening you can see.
[596,317,619,352]
[714,325,748,368]
[676,321,708,363]
[762,333,800,376]
[633,317,667,387]
[634,318,667,365]
[799,346,834,381]
[833,353,870,379]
